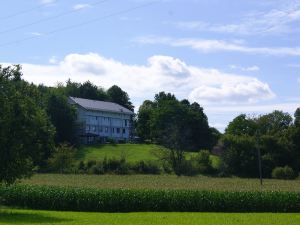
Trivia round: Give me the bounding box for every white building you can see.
[68,97,134,144]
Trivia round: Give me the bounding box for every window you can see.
[117,128,120,134]
[125,120,127,126]
[86,125,90,131]
[123,128,126,134]
[99,126,103,132]
[112,128,115,133]
[105,127,108,133]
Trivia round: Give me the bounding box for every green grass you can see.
[75,144,220,168]
[0,209,299,225]
[76,144,160,162]
[21,174,300,192]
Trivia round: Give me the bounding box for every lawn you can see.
[75,144,161,162]
[0,209,299,225]
[75,144,221,167]
[21,174,300,192]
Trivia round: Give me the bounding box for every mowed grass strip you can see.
[0,209,300,225]
[21,174,300,192]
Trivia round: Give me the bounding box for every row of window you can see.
[86,125,126,134]
[86,116,129,126]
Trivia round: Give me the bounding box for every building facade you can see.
[68,97,134,144]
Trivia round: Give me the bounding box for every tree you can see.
[221,135,257,177]
[107,85,134,111]
[0,65,55,184]
[136,100,154,140]
[46,93,77,144]
[256,110,293,135]
[47,143,75,173]
[225,114,257,136]
[295,108,300,127]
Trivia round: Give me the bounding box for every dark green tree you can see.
[107,85,134,111]
[47,94,77,144]
[225,114,257,136]
[0,65,55,184]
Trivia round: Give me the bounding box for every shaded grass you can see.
[0,209,300,225]
[21,174,300,192]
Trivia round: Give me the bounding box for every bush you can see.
[1,185,300,212]
[47,143,76,173]
[192,150,214,174]
[272,166,297,180]
[131,160,161,174]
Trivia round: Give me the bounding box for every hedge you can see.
[0,185,300,212]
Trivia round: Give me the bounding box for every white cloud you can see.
[49,56,58,64]
[135,36,300,56]
[229,65,260,72]
[29,32,43,36]
[173,1,300,35]
[4,53,275,107]
[73,4,91,10]
[40,0,56,5]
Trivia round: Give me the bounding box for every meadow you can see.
[21,174,300,192]
[0,209,300,225]
[75,143,220,167]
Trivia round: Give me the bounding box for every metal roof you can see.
[69,97,134,115]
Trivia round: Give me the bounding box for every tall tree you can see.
[107,85,134,111]
[0,65,55,184]
[47,94,77,144]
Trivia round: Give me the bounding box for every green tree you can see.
[0,65,55,184]
[46,94,77,144]
[47,143,75,173]
[225,114,257,136]
[136,100,154,140]
[107,85,134,111]
[295,108,300,127]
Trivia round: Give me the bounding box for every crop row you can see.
[0,185,300,212]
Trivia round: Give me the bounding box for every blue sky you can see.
[1,0,300,131]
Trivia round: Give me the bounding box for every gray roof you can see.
[69,97,134,115]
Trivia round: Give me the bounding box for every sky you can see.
[1,0,300,132]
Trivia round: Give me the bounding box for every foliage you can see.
[1,185,300,212]
[47,143,76,173]
[46,94,77,144]
[225,114,257,136]
[107,85,134,111]
[222,110,300,178]
[136,92,216,150]
[192,150,214,174]
[221,135,257,177]
[272,166,297,180]
[0,65,55,184]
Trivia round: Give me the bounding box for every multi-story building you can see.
[68,97,134,144]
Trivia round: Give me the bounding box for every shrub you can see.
[192,150,214,174]
[272,166,296,180]
[47,143,76,173]
[1,185,300,212]
[131,160,161,174]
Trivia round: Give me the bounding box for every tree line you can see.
[1,64,300,183]
[0,65,133,183]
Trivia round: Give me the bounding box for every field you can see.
[0,209,300,225]
[21,174,300,192]
[75,143,221,168]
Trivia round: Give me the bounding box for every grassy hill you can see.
[75,144,220,168]
[75,144,161,162]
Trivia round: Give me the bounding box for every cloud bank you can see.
[5,53,275,107]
